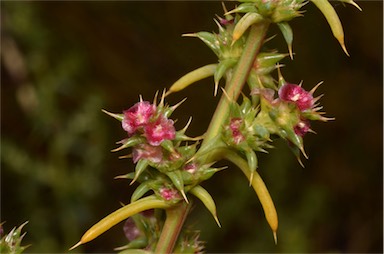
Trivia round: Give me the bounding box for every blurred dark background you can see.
[1,1,382,253]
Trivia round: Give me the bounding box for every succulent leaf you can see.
[131,160,150,185]
[233,12,264,42]
[131,182,152,203]
[166,171,188,203]
[166,64,217,96]
[311,0,349,55]
[214,58,238,95]
[189,185,221,227]
[70,195,172,250]
[277,22,294,59]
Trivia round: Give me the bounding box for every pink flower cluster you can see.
[122,101,176,146]
[121,101,177,163]
[229,118,245,144]
[278,83,314,111]
[159,187,180,201]
[278,83,313,136]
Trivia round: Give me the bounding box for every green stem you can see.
[201,22,270,148]
[155,202,191,254]
[154,22,269,254]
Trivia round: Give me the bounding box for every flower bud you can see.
[159,187,180,201]
[144,116,176,146]
[278,83,314,111]
[123,218,142,242]
[229,117,246,145]
[132,144,163,164]
[122,101,155,135]
[294,118,311,137]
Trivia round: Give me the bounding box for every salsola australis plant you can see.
[70,0,361,253]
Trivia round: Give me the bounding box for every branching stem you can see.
[155,202,191,254]
[201,22,270,149]
[156,22,269,253]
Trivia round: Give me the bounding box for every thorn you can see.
[297,156,305,168]
[130,177,138,185]
[186,156,195,164]
[214,81,219,97]
[69,241,83,251]
[230,39,236,47]
[118,154,132,159]
[182,117,192,132]
[213,18,223,31]
[221,2,228,14]
[114,175,128,179]
[300,146,309,160]
[101,109,123,121]
[350,0,362,11]
[223,9,236,16]
[310,81,324,95]
[153,91,159,105]
[165,89,172,97]
[214,215,222,228]
[220,87,232,102]
[264,34,277,43]
[273,231,278,245]
[313,94,324,103]
[340,41,350,57]
[159,89,166,107]
[181,190,189,203]
[249,170,254,187]
[182,33,198,38]
[172,97,187,111]
[111,145,125,153]
[288,44,294,60]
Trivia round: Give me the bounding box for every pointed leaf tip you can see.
[181,190,189,204]
[102,109,124,121]
[214,215,222,228]
[340,42,350,56]
[249,170,254,187]
[273,231,278,245]
[69,241,83,251]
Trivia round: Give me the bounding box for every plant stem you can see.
[155,22,269,254]
[155,201,191,254]
[201,22,270,149]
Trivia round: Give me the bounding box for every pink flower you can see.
[123,218,141,242]
[144,116,176,146]
[278,83,313,111]
[159,187,180,201]
[184,162,198,174]
[229,118,245,144]
[132,143,163,163]
[294,119,311,137]
[122,101,155,135]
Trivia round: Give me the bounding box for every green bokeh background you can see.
[1,1,382,253]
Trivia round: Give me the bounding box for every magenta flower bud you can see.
[159,187,180,201]
[294,119,311,137]
[122,101,156,135]
[144,116,176,146]
[184,162,198,174]
[123,218,141,242]
[229,118,245,144]
[278,83,314,111]
[132,143,163,163]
